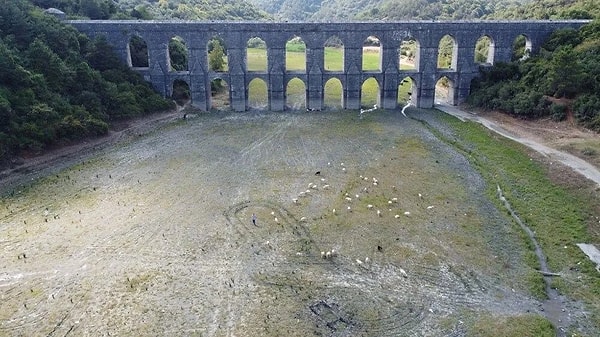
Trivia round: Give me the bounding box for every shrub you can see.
[550,102,567,121]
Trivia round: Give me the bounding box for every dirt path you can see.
[0,109,182,195]
[437,104,600,186]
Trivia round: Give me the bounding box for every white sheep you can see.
[392,197,398,203]
[377,210,382,217]
[292,198,298,204]
[404,211,410,216]
[345,197,352,202]
[332,209,336,215]
[323,184,330,190]
[394,214,400,219]
[367,204,374,209]
[400,268,408,278]
[347,206,352,212]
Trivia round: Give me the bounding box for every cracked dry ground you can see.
[0,109,594,336]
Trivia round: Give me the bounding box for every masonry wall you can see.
[68,20,589,112]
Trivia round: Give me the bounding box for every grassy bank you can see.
[424,111,600,333]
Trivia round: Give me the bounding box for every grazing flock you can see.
[262,160,435,278]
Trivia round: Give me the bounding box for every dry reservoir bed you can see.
[0,110,555,336]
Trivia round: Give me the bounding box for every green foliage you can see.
[285,38,306,53]
[550,102,568,121]
[0,0,173,164]
[114,0,270,21]
[168,37,188,71]
[469,21,600,130]
[493,0,600,20]
[208,38,226,72]
[129,35,148,67]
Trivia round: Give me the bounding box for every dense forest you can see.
[468,20,600,130]
[0,0,173,165]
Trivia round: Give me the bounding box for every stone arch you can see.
[363,35,382,72]
[248,77,268,110]
[210,77,230,110]
[171,79,190,106]
[435,76,455,105]
[324,77,343,110]
[247,36,267,72]
[286,35,306,72]
[128,35,148,68]
[208,36,228,72]
[324,35,344,72]
[361,77,380,108]
[286,77,306,110]
[397,76,416,107]
[437,35,457,70]
[168,35,189,71]
[398,38,418,70]
[512,34,532,61]
[474,35,494,65]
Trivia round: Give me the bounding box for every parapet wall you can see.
[68,20,589,111]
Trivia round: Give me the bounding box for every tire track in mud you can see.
[221,199,529,336]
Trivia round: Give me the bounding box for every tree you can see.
[208,38,226,72]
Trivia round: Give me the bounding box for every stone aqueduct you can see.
[68,20,588,112]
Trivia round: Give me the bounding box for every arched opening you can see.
[248,78,268,110]
[286,78,306,110]
[324,36,344,72]
[474,35,494,65]
[208,37,228,72]
[435,76,455,105]
[210,78,230,110]
[324,78,343,110]
[172,79,190,107]
[128,35,148,68]
[362,36,381,72]
[398,38,418,70]
[437,35,457,70]
[512,34,532,61]
[286,36,306,72]
[361,77,380,108]
[397,77,415,108]
[247,37,267,72]
[169,36,188,71]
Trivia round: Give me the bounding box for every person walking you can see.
[252,213,257,226]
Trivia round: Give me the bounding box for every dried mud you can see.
[0,109,594,336]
